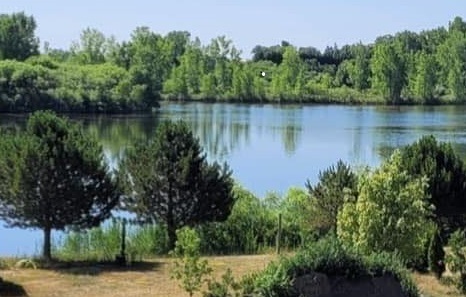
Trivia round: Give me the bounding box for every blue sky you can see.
[3,0,466,57]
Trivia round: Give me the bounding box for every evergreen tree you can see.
[118,120,235,250]
[0,111,119,259]
[399,135,466,237]
[306,160,358,234]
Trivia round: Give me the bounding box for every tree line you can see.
[2,12,466,112]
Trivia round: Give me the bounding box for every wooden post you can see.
[116,218,127,266]
[276,213,282,255]
[120,218,127,257]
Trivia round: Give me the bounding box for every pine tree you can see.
[0,111,119,260]
[119,120,234,250]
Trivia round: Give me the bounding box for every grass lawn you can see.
[0,254,463,297]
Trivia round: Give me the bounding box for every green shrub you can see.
[446,230,466,293]
[245,236,419,297]
[203,268,242,297]
[170,227,212,297]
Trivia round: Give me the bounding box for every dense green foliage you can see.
[446,230,466,293]
[118,120,235,250]
[398,135,466,238]
[305,160,358,235]
[197,186,314,255]
[337,150,434,265]
[246,236,419,297]
[0,111,119,259]
[3,13,466,112]
[56,185,313,257]
[0,12,39,60]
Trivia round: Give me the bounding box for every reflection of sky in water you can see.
[2,104,466,255]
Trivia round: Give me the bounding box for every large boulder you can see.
[293,272,406,297]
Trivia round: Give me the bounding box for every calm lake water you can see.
[2,102,466,256]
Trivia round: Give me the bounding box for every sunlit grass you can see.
[54,219,168,263]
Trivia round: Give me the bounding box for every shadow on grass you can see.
[0,278,29,297]
[39,260,163,276]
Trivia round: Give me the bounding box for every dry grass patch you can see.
[0,254,276,297]
[412,272,462,297]
[3,254,461,297]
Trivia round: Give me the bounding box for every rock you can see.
[292,273,406,297]
[293,273,331,297]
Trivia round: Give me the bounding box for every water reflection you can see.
[156,103,253,162]
[2,104,466,172]
[370,105,466,161]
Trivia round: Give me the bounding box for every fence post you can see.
[276,213,282,255]
[116,218,127,266]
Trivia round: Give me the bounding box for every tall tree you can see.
[231,63,255,100]
[182,45,205,95]
[207,36,237,94]
[129,27,173,104]
[165,30,191,66]
[0,12,39,61]
[70,27,108,64]
[371,41,406,104]
[271,46,305,99]
[0,111,119,259]
[118,121,235,250]
[437,30,466,101]
[413,51,437,102]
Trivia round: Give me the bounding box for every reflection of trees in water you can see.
[267,105,303,156]
[282,124,301,155]
[157,103,252,162]
[348,107,366,165]
[371,105,466,163]
[374,135,466,165]
[376,142,466,164]
[78,115,159,168]
[0,108,254,167]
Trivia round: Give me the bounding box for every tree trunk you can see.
[43,227,52,260]
[167,224,177,252]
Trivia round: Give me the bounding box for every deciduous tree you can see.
[337,150,433,263]
[0,12,39,61]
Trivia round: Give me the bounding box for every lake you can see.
[2,102,466,256]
